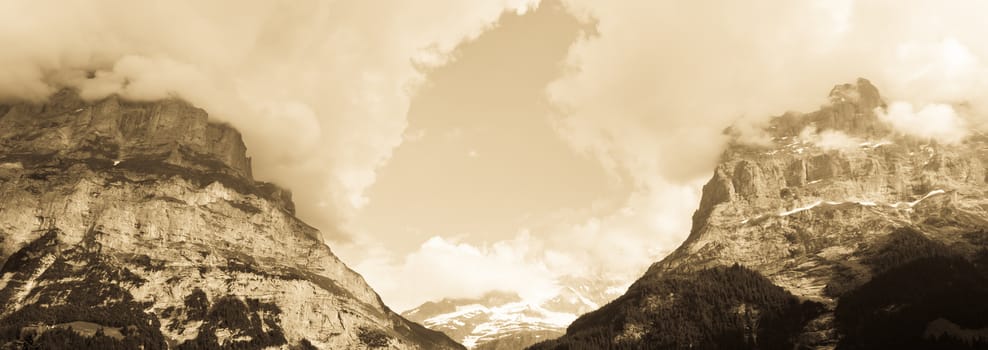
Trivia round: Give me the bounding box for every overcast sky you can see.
[3,0,988,310]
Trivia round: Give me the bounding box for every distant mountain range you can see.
[403,276,627,349]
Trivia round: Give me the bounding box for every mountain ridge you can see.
[531,79,988,349]
[403,277,625,349]
[0,89,463,349]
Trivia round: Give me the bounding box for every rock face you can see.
[0,90,463,349]
[531,79,988,349]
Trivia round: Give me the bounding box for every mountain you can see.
[531,79,988,349]
[403,277,626,349]
[0,89,464,349]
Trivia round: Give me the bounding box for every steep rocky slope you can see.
[0,90,463,349]
[402,277,624,349]
[532,79,988,349]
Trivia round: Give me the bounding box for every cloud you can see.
[9,0,988,313]
[343,178,701,310]
[538,181,701,278]
[349,1,988,309]
[547,0,988,187]
[877,102,969,143]
[0,0,539,239]
[343,233,558,311]
[799,126,863,151]
[449,0,988,309]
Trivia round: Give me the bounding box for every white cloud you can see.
[889,37,985,103]
[0,0,540,239]
[350,0,988,311]
[523,4,988,307]
[343,233,557,311]
[493,0,988,310]
[10,0,988,314]
[877,102,969,143]
[342,178,702,311]
[539,181,701,278]
[799,126,863,151]
[547,0,988,188]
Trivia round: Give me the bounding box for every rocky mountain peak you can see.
[658,78,988,344]
[828,78,882,108]
[686,79,981,246]
[531,79,988,350]
[2,88,248,177]
[769,77,891,140]
[403,291,524,323]
[0,91,462,349]
[0,88,295,213]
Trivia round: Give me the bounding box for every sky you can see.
[3,0,988,311]
[347,3,618,252]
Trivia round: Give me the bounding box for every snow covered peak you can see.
[402,277,626,349]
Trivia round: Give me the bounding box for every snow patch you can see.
[817,246,855,260]
[564,286,600,310]
[423,304,488,325]
[778,201,823,216]
[0,162,23,170]
[461,302,577,348]
[605,285,629,296]
[858,140,892,149]
[892,189,946,208]
[427,301,578,349]
[761,190,947,222]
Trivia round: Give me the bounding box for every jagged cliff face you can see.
[660,79,988,297]
[0,90,463,349]
[532,79,988,349]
